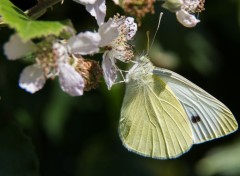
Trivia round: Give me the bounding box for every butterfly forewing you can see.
[120,72,193,159]
[153,68,238,144]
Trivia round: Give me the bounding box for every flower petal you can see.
[176,9,200,27]
[19,64,46,93]
[125,17,137,40]
[67,31,101,55]
[85,0,106,26]
[58,63,84,96]
[98,18,119,47]
[73,0,97,4]
[53,42,68,63]
[102,52,117,90]
[112,0,120,5]
[4,34,36,60]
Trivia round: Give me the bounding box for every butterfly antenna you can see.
[148,12,163,54]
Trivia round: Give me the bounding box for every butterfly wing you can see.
[119,74,193,159]
[153,68,238,144]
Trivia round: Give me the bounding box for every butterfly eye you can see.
[191,115,201,123]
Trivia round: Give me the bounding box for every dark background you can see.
[0,0,240,176]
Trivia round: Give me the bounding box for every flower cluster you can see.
[4,35,86,96]
[162,0,205,27]
[4,0,138,95]
[3,0,205,96]
[67,14,137,89]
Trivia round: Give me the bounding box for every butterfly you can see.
[119,55,238,159]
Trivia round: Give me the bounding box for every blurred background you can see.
[0,0,240,176]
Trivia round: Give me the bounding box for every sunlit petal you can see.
[125,17,137,40]
[112,0,120,5]
[67,31,101,55]
[4,34,36,60]
[73,0,97,4]
[85,0,106,25]
[176,9,200,27]
[98,18,118,47]
[19,64,46,93]
[102,52,117,90]
[58,63,85,96]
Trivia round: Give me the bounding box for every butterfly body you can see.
[119,55,238,159]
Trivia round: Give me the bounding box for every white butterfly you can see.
[119,55,238,159]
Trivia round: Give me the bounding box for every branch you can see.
[25,0,62,19]
[0,0,62,26]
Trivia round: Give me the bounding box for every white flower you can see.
[67,18,118,55]
[52,43,85,96]
[4,35,85,96]
[73,0,106,25]
[67,17,118,89]
[163,0,204,27]
[67,16,137,61]
[67,15,137,90]
[101,16,137,89]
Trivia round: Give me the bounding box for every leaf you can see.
[0,0,69,41]
[0,120,39,176]
[196,141,240,176]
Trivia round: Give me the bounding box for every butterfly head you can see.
[126,54,154,82]
[136,54,154,69]
[138,55,149,63]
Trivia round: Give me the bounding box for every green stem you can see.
[0,0,62,26]
[25,0,62,19]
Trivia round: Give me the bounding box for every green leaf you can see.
[0,0,69,41]
[0,120,39,176]
[196,141,240,175]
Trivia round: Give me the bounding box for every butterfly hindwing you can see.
[153,68,238,144]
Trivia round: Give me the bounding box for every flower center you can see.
[35,45,58,79]
[107,15,135,62]
[182,0,205,13]
[195,0,205,13]
[74,55,102,91]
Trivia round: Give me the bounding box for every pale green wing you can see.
[153,68,238,144]
[119,74,193,159]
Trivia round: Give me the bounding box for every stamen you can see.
[183,0,205,13]
[195,0,205,13]
[74,56,102,91]
[105,15,136,62]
